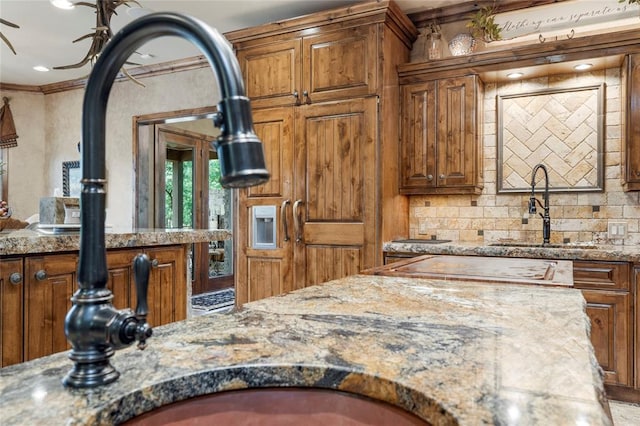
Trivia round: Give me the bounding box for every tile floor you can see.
[609,401,639,425]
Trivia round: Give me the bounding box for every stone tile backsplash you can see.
[409,67,640,246]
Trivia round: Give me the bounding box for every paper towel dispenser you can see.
[252,205,276,249]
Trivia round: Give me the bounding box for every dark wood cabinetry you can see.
[1,258,23,366]
[622,53,640,191]
[237,26,377,109]
[573,261,632,389]
[399,74,483,195]
[24,254,77,361]
[0,245,187,367]
[228,1,417,304]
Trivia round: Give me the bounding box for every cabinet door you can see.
[622,54,640,190]
[294,97,377,286]
[302,26,377,104]
[236,107,295,305]
[106,249,137,310]
[436,75,480,190]
[144,246,186,327]
[399,82,437,193]
[1,258,23,367]
[237,38,302,109]
[24,254,77,361]
[581,289,632,386]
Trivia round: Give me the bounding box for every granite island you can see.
[0,274,611,425]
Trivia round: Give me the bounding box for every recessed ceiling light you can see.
[574,63,593,71]
[50,0,74,10]
[507,72,524,79]
[33,65,50,72]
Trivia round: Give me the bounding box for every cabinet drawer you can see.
[573,261,630,290]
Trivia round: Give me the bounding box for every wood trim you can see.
[408,0,565,27]
[399,28,640,82]
[225,0,417,45]
[303,223,365,245]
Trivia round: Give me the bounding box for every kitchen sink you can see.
[122,387,431,425]
[489,242,598,250]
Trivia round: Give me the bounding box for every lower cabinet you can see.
[1,258,24,366]
[0,245,187,367]
[24,254,77,361]
[572,261,632,389]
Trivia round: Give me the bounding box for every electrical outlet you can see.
[607,221,627,239]
[418,220,429,235]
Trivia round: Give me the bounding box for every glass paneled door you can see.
[155,125,231,294]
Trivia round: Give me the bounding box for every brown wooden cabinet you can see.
[634,266,640,393]
[24,254,77,361]
[621,53,640,191]
[228,1,418,304]
[399,74,483,195]
[562,261,636,396]
[1,258,23,367]
[236,25,377,109]
[0,245,187,366]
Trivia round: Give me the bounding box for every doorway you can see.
[134,107,233,295]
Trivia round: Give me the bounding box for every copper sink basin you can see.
[123,388,433,426]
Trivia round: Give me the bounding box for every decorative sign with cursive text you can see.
[495,0,638,40]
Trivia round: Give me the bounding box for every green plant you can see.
[467,6,502,42]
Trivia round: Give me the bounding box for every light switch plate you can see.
[608,221,627,239]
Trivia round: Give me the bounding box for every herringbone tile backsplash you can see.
[410,67,640,246]
[501,87,600,190]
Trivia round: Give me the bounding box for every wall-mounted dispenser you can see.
[252,205,277,249]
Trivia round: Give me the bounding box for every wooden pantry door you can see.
[293,97,377,287]
[236,107,296,304]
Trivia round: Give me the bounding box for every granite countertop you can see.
[383,240,640,263]
[0,228,231,256]
[0,275,610,425]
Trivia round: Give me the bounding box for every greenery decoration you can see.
[467,6,502,43]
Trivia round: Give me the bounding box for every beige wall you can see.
[409,67,640,246]
[1,67,221,227]
[0,91,46,220]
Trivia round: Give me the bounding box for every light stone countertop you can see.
[0,274,610,425]
[0,228,232,256]
[383,240,640,263]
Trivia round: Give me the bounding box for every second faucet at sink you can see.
[529,163,551,245]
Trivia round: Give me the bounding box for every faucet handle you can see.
[133,253,151,318]
[133,253,153,349]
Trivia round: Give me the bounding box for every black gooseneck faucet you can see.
[63,12,269,388]
[528,163,551,245]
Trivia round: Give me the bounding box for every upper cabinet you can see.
[622,53,640,191]
[235,25,377,109]
[399,74,483,195]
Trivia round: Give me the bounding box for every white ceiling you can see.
[0,0,449,86]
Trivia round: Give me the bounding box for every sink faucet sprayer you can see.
[63,12,269,388]
[528,163,551,245]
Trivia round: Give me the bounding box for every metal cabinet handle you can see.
[635,170,640,177]
[427,174,433,181]
[9,272,22,285]
[439,174,446,179]
[293,199,304,243]
[151,259,159,268]
[35,270,47,281]
[302,90,310,104]
[281,199,291,242]
[293,91,300,105]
